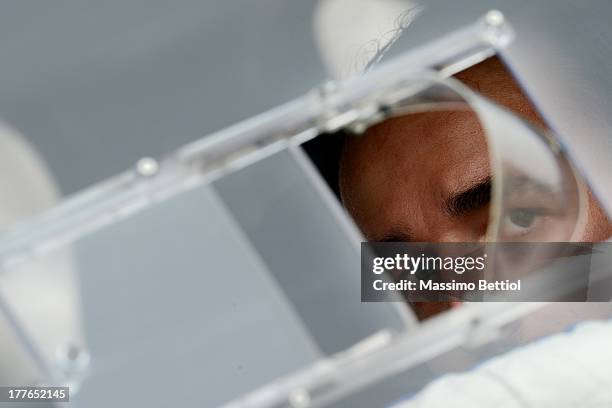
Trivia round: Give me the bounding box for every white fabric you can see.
[392,320,612,408]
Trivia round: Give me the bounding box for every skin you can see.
[339,57,612,319]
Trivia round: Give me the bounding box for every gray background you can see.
[0,0,325,194]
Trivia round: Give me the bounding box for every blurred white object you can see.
[391,320,612,408]
[0,123,59,227]
[313,0,421,79]
[0,122,83,384]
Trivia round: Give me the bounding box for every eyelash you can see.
[451,184,491,215]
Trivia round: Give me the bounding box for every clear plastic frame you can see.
[0,10,607,408]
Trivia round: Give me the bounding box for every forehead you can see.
[337,57,539,233]
[454,57,542,122]
[339,109,489,228]
[339,56,537,192]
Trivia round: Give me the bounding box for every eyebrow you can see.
[504,174,554,195]
[444,177,492,217]
[379,229,414,242]
[375,177,491,242]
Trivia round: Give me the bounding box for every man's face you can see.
[340,109,490,242]
[339,57,611,244]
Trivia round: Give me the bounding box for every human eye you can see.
[499,207,548,239]
[494,171,577,241]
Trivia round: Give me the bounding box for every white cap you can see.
[313,0,421,80]
[0,122,83,384]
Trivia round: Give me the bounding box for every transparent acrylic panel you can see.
[0,152,412,408]
[214,149,412,355]
[0,182,323,407]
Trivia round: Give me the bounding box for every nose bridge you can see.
[422,224,486,244]
[439,229,480,242]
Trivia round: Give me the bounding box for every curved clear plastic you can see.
[357,72,585,299]
[365,72,583,244]
[464,84,586,294]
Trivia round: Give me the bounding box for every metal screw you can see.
[136,157,159,177]
[289,389,311,408]
[485,10,505,27]
[56,343,90,377]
